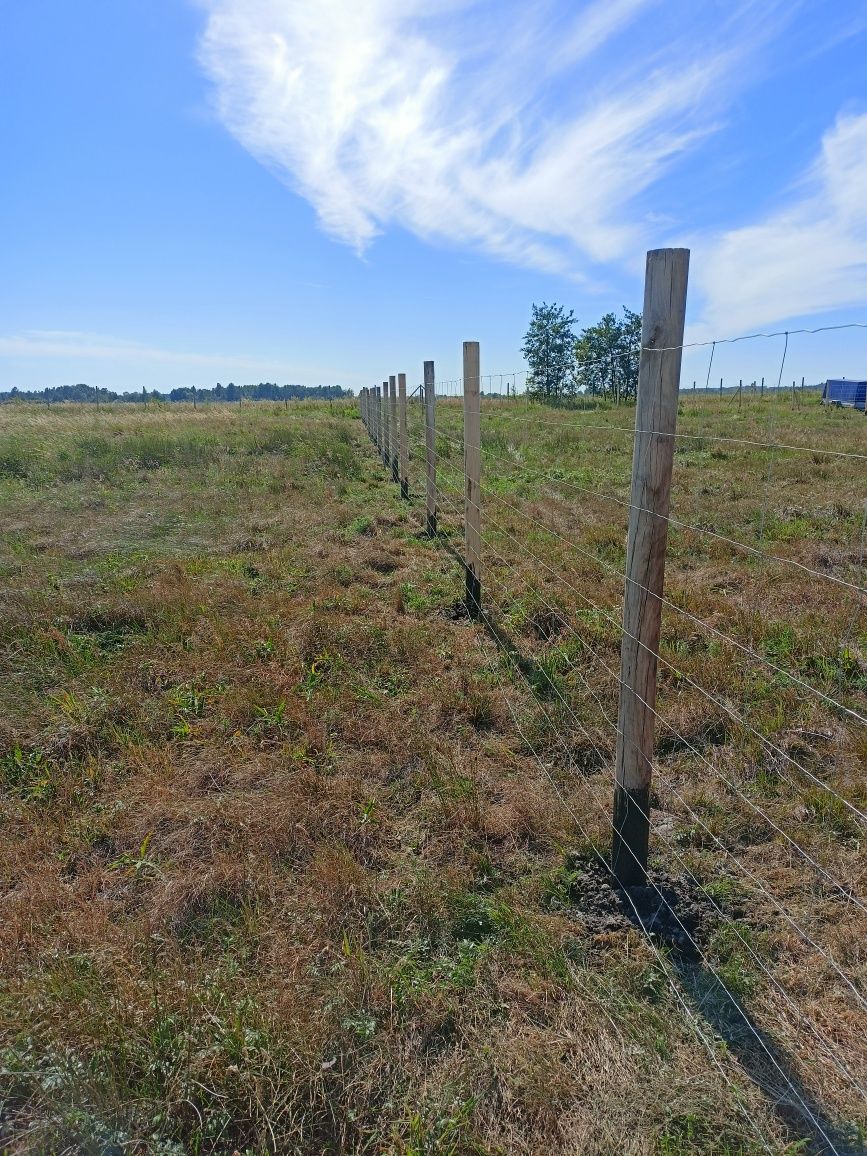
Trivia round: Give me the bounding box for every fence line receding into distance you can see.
[357,248,867,1147]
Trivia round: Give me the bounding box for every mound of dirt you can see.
[564,854,719,959]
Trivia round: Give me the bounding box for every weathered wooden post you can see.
[612,249,689,888]
[463,342,482,618]
[398,373,409,499]
[424,361,437,536]
[382,380,390,469]
[389,375,399,483]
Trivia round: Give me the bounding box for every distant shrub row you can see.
[0,382,353,405]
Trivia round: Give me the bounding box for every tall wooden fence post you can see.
[389,375,399,483]
[382,380,390,469]
[372,386,379,449]
[612,248,689,888]
[463,342,482,618]
[424,361,437,536]
[398,373,409,499]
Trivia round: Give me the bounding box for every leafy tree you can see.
[573,308,642,403]
[521,303,577,404]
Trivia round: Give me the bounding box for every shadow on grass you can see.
[424,521,864,1154]
[672,955,866,1156]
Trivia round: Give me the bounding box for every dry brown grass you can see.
[0,397,864,1154]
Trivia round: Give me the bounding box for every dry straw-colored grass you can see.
[0,396,864,1154]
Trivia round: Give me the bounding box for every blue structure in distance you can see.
[822,380,867,411]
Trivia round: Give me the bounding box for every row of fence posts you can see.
[690,376,809,397]
[357,249,690,890]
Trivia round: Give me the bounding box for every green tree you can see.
[573,308,642,403]
[521,302,577,404]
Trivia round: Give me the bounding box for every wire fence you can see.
[357,251,867,1150]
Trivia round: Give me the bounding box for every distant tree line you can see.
[0,382,354,405]
[521,303,642,405]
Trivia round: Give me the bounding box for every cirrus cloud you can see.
[196,0,867,336]
[196,0,781,277]
[695,112,867,336]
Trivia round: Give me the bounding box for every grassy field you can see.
[0,395,864,1154]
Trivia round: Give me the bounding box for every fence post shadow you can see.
[619,889,867,1156]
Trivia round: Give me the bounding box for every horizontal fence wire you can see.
[406,477,861,1151]
[363,354,865,882]
[358,367,867,1139]
[426,423,867,592]
[420,428,867,729]
[643,320,867,353]
[432,477,866,1122]
[425,479,867,1110]
[423,456,866,937]
[424,446,867,882]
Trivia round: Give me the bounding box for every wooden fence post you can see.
[463,342,482,618]
[382,380,390,469]
[612,249,690,888]
[389,375,399,483]
[398,373,409,499]
[424,361,437,536]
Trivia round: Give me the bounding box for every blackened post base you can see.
[400,480,409,501]
[392,459,399,484]
[465,569,482,619]
[426,513,437,538]
[611,784,650,887]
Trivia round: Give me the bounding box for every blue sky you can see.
[2,0,867,392]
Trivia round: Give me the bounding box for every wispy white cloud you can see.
[548,0,658,71]
[196,0,867,334]
[0,329,279,369]
[195,0,772,277]
[0,330,222,364]
[694,112,867,336]
[0,329,338,380]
